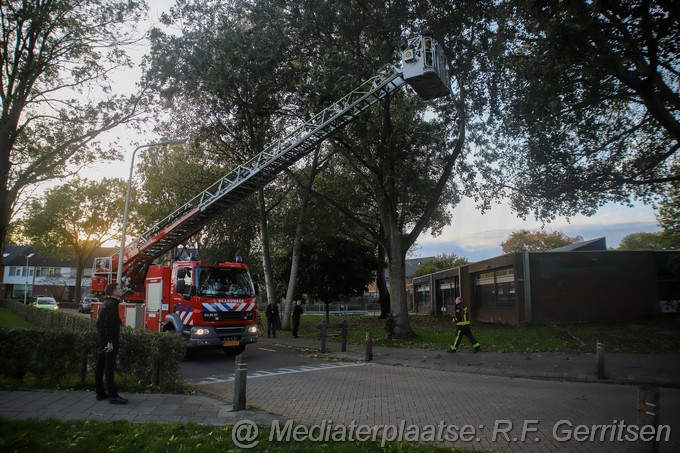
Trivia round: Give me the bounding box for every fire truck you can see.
[91,31,451,355]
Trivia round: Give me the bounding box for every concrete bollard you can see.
[365,331,373,362]
[637,385,659,453]
[341,321,348,352]
[320,322,328,353]
[233,355,247,411]
[596,333,606,379]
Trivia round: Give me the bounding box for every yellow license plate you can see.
[224,340,240,347]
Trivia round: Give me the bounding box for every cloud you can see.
[416,196,659,257]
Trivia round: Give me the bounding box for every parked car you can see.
[34,296,59,310]
[79,297,98,313]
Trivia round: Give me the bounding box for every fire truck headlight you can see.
[247,325,258,334]
[191,327,211,336]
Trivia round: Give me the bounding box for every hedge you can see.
[0,300,187,392]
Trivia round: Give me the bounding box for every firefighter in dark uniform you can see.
[449,297,480,353]
[95,283,128,404]
[292,301,304,338]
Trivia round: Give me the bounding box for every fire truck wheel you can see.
[222,344,246,355]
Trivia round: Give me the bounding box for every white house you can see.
[1,245,118,302]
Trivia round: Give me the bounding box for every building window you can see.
[415,284,430,306]
[47,267,61,277]
[438,278,459,308]
[475,267,516,309]
[9,266,30,277]
[35,267,43,277]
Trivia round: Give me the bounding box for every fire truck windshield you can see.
[196,267,255,298]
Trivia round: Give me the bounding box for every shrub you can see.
[0,300,186,392]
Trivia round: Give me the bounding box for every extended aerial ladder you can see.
[93,32,451,297]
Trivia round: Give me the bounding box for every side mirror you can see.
[190,286,197,297]
[176,280,186,294]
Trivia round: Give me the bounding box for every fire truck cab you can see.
[148,259,259,354]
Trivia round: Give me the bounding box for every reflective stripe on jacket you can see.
[454,306,471,326]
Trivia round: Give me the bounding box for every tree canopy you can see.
[618,232,668,251]
[414,253,469,277]
[469,0,679,221]
[0,0,148,253]
[22,177,127,303]
[294,236,377,321]
[500,229,583,254]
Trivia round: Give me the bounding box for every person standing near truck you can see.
[266,301,279,338]
[448,297,481,353]
[292,301,304,338]
[95,283,128,404]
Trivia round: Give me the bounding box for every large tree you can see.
[470,0,679,221]
[147,0,303,309]
[286,1,468,338]
[322,97,461,339]
[0,0,148,252]
[23,177,127,303]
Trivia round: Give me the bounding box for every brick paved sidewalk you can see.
[0,389,283,425]
[194,360,680,452]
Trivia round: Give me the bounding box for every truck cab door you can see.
[145,278,163,332]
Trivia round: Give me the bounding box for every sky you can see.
[412,199,659,262]
[80,0,661,262]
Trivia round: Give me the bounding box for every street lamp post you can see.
[24,252,35,305]
[116,138,188,287]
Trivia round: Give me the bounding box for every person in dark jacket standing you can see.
[448,297,480,353]
[292,301,304,338]
[95,283,128,404]
[265,301,279,338]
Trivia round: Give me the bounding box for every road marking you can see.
[190,361,369,385]
[258,347,277,352]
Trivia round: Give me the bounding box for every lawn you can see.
[294,313,680,354]
[0,418,463,453]
[0,308,36,329]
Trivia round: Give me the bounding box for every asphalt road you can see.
[181,341,328,382]
[61,307,91,317]
[62,308,318,383]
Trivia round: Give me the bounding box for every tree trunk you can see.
[387,233,413,339]
[377,242,390,319]
[282,147,321,329]
[0,184,12,255]
[73,259,84,306]
[258,189,276,306]
[325,300,330,324]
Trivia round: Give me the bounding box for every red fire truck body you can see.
[93,258,259,354]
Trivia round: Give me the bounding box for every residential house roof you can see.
[2,245,118,268]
